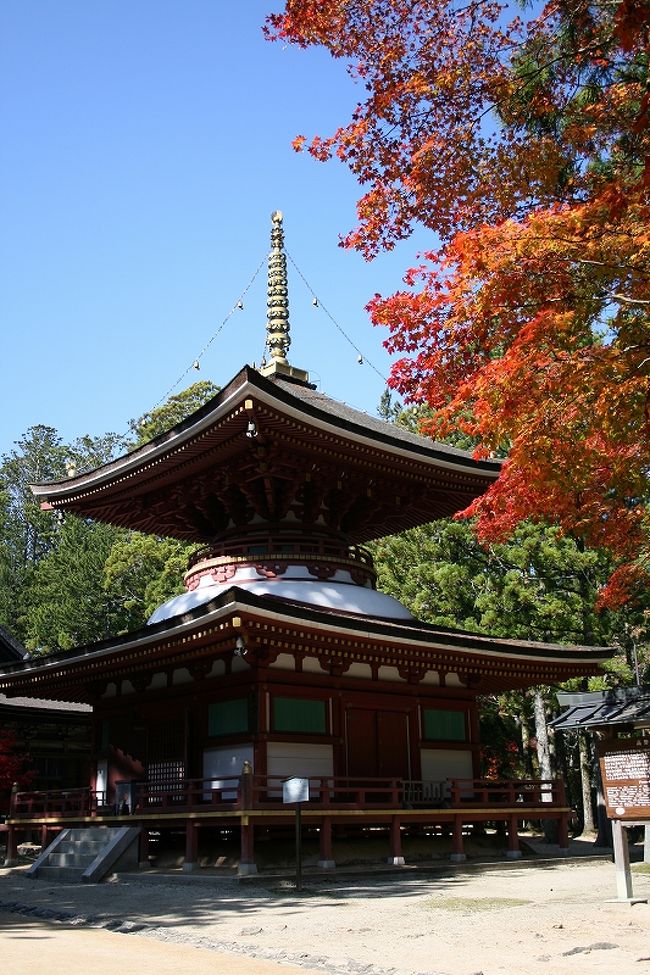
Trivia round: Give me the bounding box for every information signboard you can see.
[598,738,650,820]
[282,776,310,804]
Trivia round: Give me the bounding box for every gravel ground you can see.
[1,853,649,975]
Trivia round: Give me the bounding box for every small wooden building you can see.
[0,214,608,871]
[0,626,91,815]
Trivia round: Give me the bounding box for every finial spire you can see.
[259,211,310,384]
[266,210,290,365]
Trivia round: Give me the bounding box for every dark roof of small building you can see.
[0,625,27,663]
[0,692,91,715]
[552,686,650,731]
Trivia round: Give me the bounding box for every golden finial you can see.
[259,211,309,383]
[266,210,290,365]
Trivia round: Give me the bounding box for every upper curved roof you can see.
[31,366,501,543]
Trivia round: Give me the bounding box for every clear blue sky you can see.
[1,1,428,457]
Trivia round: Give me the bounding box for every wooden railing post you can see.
[321,777,331,806]
[390,779,399,807]
[240,760,253,810]
[9,782,18,818]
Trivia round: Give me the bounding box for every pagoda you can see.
[1,213,608,873]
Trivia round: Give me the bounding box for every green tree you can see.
[2,381,221,651]
[22,516,128,653]
[130,380,220,445]
[103,532,196,626]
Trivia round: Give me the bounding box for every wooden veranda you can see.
[5,768,571,873]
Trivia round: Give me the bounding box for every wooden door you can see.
[377,710,410,779]
[346,708,378,777]
[346,708,409,779]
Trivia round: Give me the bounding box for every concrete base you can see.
[238,862,258,876]
[449,853,467,863]
[606,897,648,906]
[506,850,522,859]
[3,859,19,867]
[182,862,197,873]
[139,861,151,870]
[317,859,336,870]
[386,856,405,866]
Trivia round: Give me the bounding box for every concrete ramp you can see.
[27,825,140,883]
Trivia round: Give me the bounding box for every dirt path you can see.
[1,858,649,975]
[0,912,324,975]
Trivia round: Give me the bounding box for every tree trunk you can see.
[520,712,535,777]
[533,688,553,782]
[579,732,596,834]
[534,688,556,842]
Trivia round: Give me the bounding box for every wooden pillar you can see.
[558,812,570,851]
[387,816,404,865]
[450,816,466,862]
[4,825,19,866]
[612,819,634,901]
[40,825,51,852]
[240,760,253,809]
[239,817,257,876]
[139,827,151,869]
[506,815,522,859]
[318,817,335,869]
[183,821,198,872]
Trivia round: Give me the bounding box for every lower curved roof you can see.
[0,586,610,703]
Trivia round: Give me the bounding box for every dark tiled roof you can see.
[31,366,500,499]
[552,687,650,730]
[0,692,91,714]
[0,625,27,663]
[267,372,500,472]
[0,585,609,678]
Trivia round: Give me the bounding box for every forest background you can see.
[3,0,650,836]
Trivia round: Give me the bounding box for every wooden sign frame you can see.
[598,737,650,820]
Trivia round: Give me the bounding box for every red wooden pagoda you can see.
[0,212,608,874]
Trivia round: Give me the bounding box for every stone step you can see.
[47,852,98,868]
[28,825,140,883]
[36,865,87,882]
[56,840,106,855]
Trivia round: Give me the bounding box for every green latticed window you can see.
[422,709,466,742]
[273,697,327,734]
[208,698,249,736]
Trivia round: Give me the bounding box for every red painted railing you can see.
[10,787,106,819]
[9,775,566,821]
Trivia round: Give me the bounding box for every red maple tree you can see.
[0,730,35,813]
[267,0,650,604]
